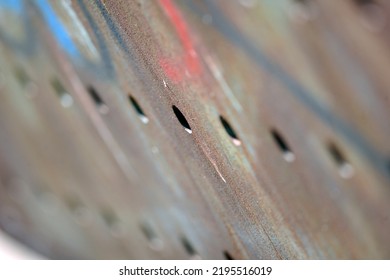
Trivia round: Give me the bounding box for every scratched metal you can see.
[0,0,389,259]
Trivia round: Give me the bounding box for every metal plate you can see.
[0,0,390,259]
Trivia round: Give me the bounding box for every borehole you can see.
[181,236,200,259]
[51,78,73,108]
[66,197,89,225]
[271,129,295,162]
[14,67,30,87]
[220,115,241,146]
[327,142,354,179]
[223,251,234,260]
[101,208,123,237]
[87,86,109,114]
[140,222,163,250]
[172,105,192,134]
[129,95,148,123]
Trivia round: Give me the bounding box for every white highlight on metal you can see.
[200,145,226,183]
[151,146,159,154]
[62,0,99,58]
[140,115,149,124]
[339,163,355,179]
[184,128,192,134]
[232,138,242,147]
[204,55,242,112]
[283,151,296,163]
[60,94,74,108]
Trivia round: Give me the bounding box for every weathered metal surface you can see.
[0,0,389,259]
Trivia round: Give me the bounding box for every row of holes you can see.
[51,75,244,147]
[7,1,388,259]
[15,69,356,257]
[3,178,234,259]
[76,80,352,178]
[4,0,384,260]
[58,79,353,179]
[17,69,356,180]
[10,0,384,182]
[99,205,234,259]
[14,70,237,259]
[108,211,233,259]
[72,200,233,259]
[52,80,237,259]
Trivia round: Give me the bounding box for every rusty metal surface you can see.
[0,0,390,259]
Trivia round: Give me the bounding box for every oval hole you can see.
[14,67,30,87]
[223,251,234,260]
[101,208,123,237]
[327,142,354,179]
[181,237,200,259]
[172,105,192,134]
[51,78,73,108]
[271,129,295,162]
[140,222,163,250]
[220,116,241,146]
[66,197,89,225]
[87,86,109,114]
[129,95,149,124]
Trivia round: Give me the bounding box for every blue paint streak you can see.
[36,0,79,57]
[78,0,115,78]
[0,0,23,13]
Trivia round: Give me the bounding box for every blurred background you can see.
[0,0,390,259]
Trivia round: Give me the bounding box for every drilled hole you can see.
[140,222,163,250]
[129,95,149,124]
[220,116,241,146]
[271,129,295,162]
[172,105,192,134]
[223,251,234,260]
[327,142,354,179]
[102,209,117,226]
[101,208,123,237]
[14,68,37,98]
[87,86,109,114]
[14,67,30,87]
[66,197,89,225]
[181,237,200,259]
[51,78,73,108]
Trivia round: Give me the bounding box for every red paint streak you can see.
[159,57,181,82]
[159,0,201,83]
